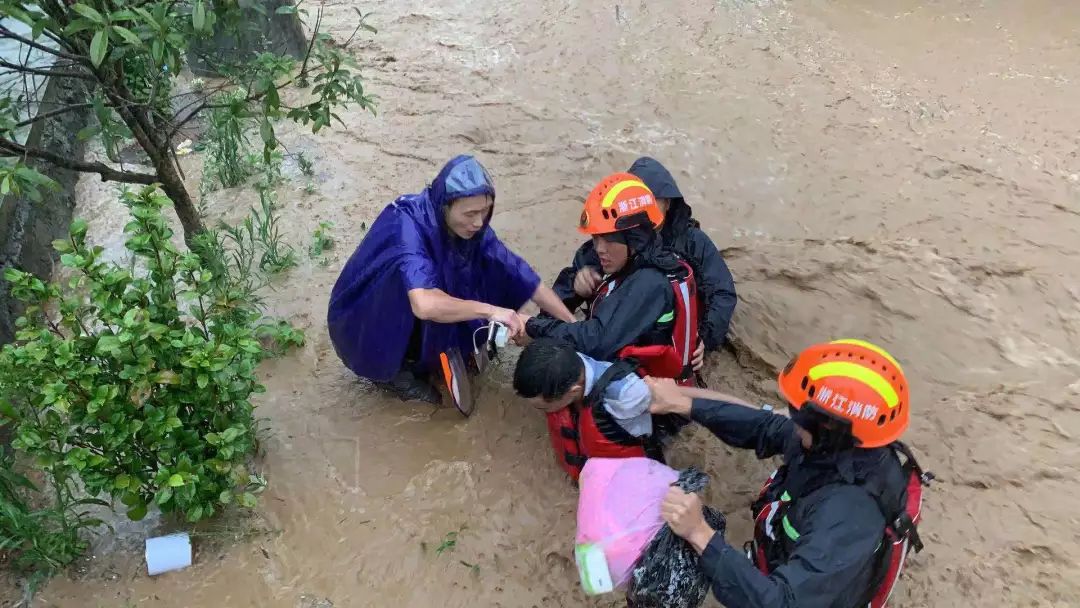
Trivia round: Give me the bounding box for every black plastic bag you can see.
[625,467,727,608]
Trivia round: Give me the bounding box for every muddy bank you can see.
[8,1,1080,607]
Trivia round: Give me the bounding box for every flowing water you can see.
[6,0,1080,606]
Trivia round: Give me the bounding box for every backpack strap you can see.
[583,358,639,408]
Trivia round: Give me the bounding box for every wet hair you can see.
[513,338,585,400]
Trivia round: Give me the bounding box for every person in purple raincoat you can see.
[328,155,574,403]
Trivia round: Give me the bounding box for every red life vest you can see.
[591,259,700,386]
[748,442,932,608]
[544,360,664,483]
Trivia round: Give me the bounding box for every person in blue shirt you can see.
[328,155,572,403]
[512,338,685,481]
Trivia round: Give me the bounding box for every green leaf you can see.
[15,166,57,188]
[192,0,206,31]
[219,490,233,505]
[0,399,16,421]
[259,119,276,147]
[168,473,184,487]
[31,18,47,41]
[70,218,88,238]
[90,29,110,66]
[94,335,121,355]
[121,492,140,507]
[72,3,106,24]
[127,503,148,521]
[1,175,10,195]
[112,26,142,46]
[238,492,257,508]
[114,474,132,489]
[64,18,98,35]
[275,4,297,14]
[197,374,209,389]
[157,487,173,505]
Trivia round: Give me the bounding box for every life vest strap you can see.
[564,452,588,468]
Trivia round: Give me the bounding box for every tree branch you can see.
[0,138,158,185]
[13,102,94,128]
[0,26,85,64]
[297,6,322,79]
[0,58,94,81]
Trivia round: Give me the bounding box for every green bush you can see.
[201,91,257,192]
[0,449,98,585]
[0,186,271,525]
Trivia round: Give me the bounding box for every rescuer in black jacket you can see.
[552,157,737,360]
[644,339,928,608]
[523,172,684,365]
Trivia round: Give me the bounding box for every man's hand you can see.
[511,313,532,346]
[573,266,602,298]
[692,339,705,371]
[646,377,693,417]
[661,487,715,555]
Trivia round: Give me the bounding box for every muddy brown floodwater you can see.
[5,0,1080,607]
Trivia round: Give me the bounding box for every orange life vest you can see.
[544,360,664,483]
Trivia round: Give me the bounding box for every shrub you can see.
[0,449,98,586]
[0,186,272,525]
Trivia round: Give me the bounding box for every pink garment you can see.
[576,457,679,587]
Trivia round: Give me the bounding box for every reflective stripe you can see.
[677,280,692,366]
[830,339,903,373]
[657,310,674,323]
[808,361,899,408]
[762,501,779,540]
[780,491,791,502]
[782,515,800,540]
[600,179,648,209]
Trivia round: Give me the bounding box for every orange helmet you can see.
[778,339,909,448]
[578,172,665,236]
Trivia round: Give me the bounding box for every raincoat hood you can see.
[429,154,497,253]
[619,224,682,277]
[628,157,697,243]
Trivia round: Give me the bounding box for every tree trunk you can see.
[186,0,308,77]
[153,153,205,247]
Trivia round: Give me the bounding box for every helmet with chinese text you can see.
[778,339,909,448]
[578,172,665,236]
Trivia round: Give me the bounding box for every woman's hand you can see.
[646,377,693,417]
[573,266,602,298]
[487,306,525,337]
[661,487,715,555]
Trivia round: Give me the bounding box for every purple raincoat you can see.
[327,155,541,382]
